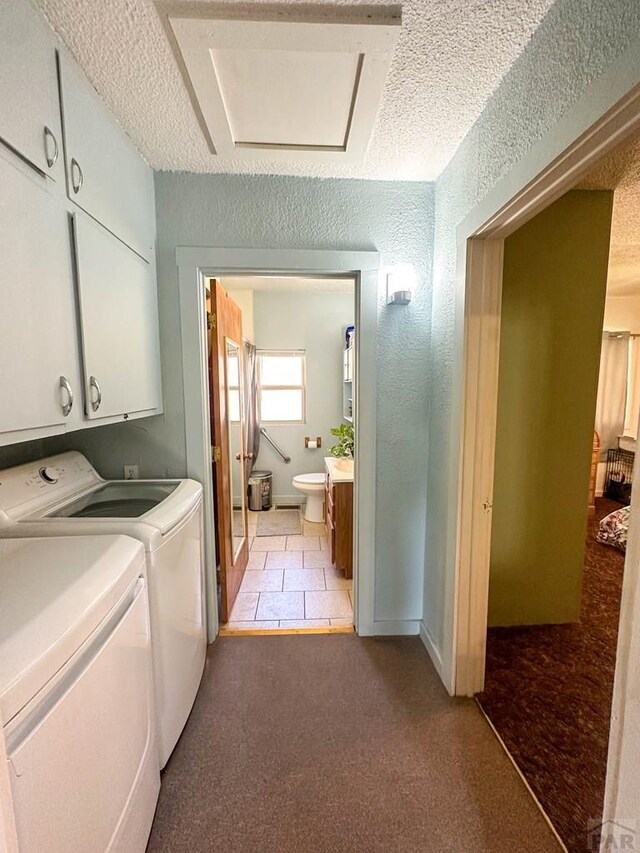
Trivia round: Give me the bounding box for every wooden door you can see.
[209,281,250,622]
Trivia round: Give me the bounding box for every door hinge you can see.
[207,312,216,330]
[212,445,222,463]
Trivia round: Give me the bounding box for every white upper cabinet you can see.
[73,214,162,421]
[0,153,82,445]
[0,0,63,181]
[0,0,162,444]
[58,52,156,262]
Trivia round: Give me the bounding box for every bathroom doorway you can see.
[206,272,359,634]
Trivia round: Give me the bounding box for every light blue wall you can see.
[424,0,640,670]
[248,289,354,502]
[152,174,433,624]
[155,175,433,623]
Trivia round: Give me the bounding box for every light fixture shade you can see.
[387,289,412,305]
[386,269,413,305]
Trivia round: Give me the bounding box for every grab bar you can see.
[260,428,291,463]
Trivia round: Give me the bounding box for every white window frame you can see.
[256,349,307,424]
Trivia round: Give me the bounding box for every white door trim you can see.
[176,247,380,641]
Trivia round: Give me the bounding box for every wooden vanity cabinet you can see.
[325,473,353,579]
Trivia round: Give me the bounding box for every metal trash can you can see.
[248,470,272,511]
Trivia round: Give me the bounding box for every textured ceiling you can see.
[579,134,640,297]
[33,0,556,180]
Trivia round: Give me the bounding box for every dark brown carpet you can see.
[477,498,626,852]
[147,635,559,853]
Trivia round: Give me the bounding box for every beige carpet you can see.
[147,636,560,852]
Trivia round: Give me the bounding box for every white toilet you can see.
[292,473,326,522]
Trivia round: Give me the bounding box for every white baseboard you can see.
[420,621,445,682]
[370,619,420,636]
[272,494,304,506]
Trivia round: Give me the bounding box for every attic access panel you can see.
[169,16,400,163]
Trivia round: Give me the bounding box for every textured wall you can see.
[424,0,640,669]
[250,289,354,502]
[151,173,433,624]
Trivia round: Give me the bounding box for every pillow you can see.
[597,506,631,552]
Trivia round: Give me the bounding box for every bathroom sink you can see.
[335,458,354,474]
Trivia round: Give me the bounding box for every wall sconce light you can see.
[386,269,413,305]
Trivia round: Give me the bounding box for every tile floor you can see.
[225,510,353,631]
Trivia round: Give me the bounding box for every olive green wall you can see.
[488,190,613,627]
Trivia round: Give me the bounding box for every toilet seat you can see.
[292,473,325,489]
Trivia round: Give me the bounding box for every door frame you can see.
[453,82,640,699]
[176,247,379,640]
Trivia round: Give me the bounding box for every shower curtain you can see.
[595,331,629,461]
[243,341,260,483]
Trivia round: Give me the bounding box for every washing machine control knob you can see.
[39,466,59,484]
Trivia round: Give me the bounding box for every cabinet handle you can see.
[59,375,73,417]
[70,158,83,193]
[89,375,102,412]
[43,126,58,168]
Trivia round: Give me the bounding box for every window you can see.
[257,350,306,423]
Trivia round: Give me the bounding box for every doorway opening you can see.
[456,119,640,849]
[176,247,379,643]
[206,275,357,633]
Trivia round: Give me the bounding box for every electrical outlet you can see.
[124,465,139,480]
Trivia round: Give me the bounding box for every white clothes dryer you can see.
[0,451,207,767]
[0,534,159,853]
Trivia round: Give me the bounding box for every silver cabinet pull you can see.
[59,375,73,417]
[44,126,58,168]
[89,375,102,412]
[70,158,83,193]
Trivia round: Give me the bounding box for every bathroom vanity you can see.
[324,457,354,579]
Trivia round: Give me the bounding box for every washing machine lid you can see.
[0,452,203,541]
[48,482,179,519]
[0,535,145,725]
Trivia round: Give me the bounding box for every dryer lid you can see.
[0,535,145,725]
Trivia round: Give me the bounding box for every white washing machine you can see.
[0,535,159,853]
[0,452,207,768]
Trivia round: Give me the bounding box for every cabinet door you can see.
[0,153,81,444]
[0,0,63,181]
[74,214,162,421]
[58,52,155,262]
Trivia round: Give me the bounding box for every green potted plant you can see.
[329,423,354,473]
